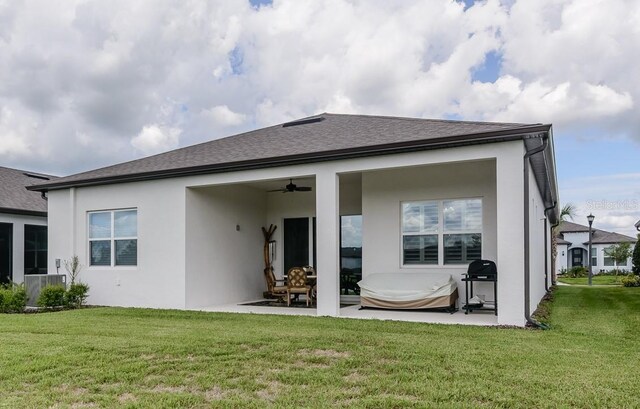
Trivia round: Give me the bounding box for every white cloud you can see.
[0,106,32,156]
[0,0,638,177]
[200,105,247,127]
[131,124,181,155]
[561,172,640,237]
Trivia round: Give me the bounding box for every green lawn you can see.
[1,287,639,408]
[557,275,624,285]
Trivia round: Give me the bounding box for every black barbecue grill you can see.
[462,259,498,315]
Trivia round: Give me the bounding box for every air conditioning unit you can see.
[24,274,67,307]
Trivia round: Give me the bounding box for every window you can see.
[340,215,362,295]
[603,247,615,267]
[591,248,597,267]
[401,198,482,265]
[89,209,137,266]
[24,225,47,275]
[402,201,439,264]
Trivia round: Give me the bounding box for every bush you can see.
[37,285,66,308]
[598,269,631,276]
[566,266,588,278]
[633,235,640,275]
[621,275,640,287]
[65,283,89,309]
[0,283,27,313]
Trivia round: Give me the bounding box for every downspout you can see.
[524,135,550,329]
[548,208,560,286]
[543,202,556,292]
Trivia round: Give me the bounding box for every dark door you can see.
[284,218,309,275]
[571,248,584,267]
[0,223,13,284]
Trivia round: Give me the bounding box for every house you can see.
[555,221,636,274]
[29,113,559,326]
[0,166,56,284]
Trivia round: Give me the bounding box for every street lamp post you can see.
[587,214,595,286]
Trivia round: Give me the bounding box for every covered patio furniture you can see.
[264,267,287,302]
[287,267,313,306]
[358,272,458,311]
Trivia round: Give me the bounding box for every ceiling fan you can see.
[268,179,312,193]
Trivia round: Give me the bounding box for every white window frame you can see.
[88,208,138,268]
[400,197,483,268]
[603,246,615,267]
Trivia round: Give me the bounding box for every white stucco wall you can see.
[48,181,187,309]
[185,185,267,308]
[361,160,498,304]
[556,244,569,272]
[46,139,548,325]
[0,212,48,284]
[528,160,547,316]
[556,231,635,274]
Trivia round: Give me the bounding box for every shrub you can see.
[599,269,631,276]
[621,275,640,287]
[0,283,27,313]
[566,266,588,278]
[558,267,567,276]
[37,285,66,308]
[64,283,90,309]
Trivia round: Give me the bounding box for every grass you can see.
[557,275,624,285]
[1,287,639,408]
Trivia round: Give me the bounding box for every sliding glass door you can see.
[0,223,12,284]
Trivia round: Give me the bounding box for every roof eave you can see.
[28,123,552,192]
[0,207,47,217]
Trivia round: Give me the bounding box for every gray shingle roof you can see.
[0,166,56,215]
[584,230,636,245]
[29,113,548,191]
[556,221,636,245]
[557,221,590,233]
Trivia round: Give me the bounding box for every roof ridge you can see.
[322,112,536,127]
[0,165,58,178]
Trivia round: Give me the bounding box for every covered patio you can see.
[182,151,517,326]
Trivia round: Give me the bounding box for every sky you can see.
[0,0,639,236]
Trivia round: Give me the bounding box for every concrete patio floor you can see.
[196,300,498,326]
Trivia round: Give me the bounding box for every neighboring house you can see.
[29,113,559,326]
[555,221,637,274]
[0,166,56,284]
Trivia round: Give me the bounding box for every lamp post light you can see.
[587,214,595,286]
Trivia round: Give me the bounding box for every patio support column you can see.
[315,170,340,316]
[496,144,526,326]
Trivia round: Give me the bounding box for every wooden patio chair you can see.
[286,267,312,307]
[264,267,287,302]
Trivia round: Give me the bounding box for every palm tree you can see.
[551,203,577,282]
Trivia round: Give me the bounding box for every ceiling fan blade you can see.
[295,186,312,191]
[267,189,286,192]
